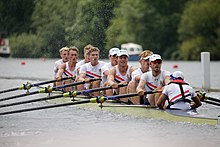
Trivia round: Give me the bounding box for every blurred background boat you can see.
[0,31,10,57]
[121,43,142,61]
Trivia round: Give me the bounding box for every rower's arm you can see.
[136,79,147,96]
[164,75,171,86]
[157,93,167,109]
[55,64,66,80]
[191,96,202,109]
[78,73,86,82]
[107,67,117,88]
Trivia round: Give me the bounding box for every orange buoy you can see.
[173,64,178,68]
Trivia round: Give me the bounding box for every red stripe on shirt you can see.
[115,75,125,82]
[170,90,190,102]
[64,70,74,76]
[86,71,101,78]
[147,83,157,89]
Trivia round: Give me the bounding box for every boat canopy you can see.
[121,43,143,55]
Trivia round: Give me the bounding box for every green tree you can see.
[66,0,118,58]
[106,0,187,59]
[0,0,35,35]
[31,0,78,57]
[10,33,43,58]
[178,0,220,60]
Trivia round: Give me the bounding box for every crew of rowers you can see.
[53,44,202,110]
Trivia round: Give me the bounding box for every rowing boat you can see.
[49,96,219,126]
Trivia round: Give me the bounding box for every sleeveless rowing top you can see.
[114,65,131,83]
[140,69,170,91]
[63,62,76,78]
[79,61,106,79]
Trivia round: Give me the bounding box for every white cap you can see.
[142,55,150,60]
[117,49,129,57]
[109,48,120,56]
[149,54,162,62]
[171,71,184,80]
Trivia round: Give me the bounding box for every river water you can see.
[0,58,220,147]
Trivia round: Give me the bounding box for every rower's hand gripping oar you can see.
[0,84,127,108]
[0,76,75,94]
[0,90,159,115]
[0,78,101,102]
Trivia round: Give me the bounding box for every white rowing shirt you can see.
[75,59,88,77]
[140,69,170,91]
[131,67,143,81]
[54,59,64,77]
[114,65,132,83]
[101,62,115,85]
[79,61,106,79]
[163,82,196,110]
[63,62,76,78]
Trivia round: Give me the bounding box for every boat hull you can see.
[49,97,219,125]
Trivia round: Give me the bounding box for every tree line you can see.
[0,0,219,60]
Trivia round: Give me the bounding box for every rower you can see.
[77,47,106,96]
[127,50,153,104]
[55,46,79,92]
[101,47,120,87]
[137,54,170,106]
[106,49,136,103]
[53,47,69,79]
[157,71,202,110]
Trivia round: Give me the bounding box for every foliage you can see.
[178,0,220,60]
[0,0,35,35]
[106,0,187,59]
[10,33,43,58]
[66,0,118,58]
[31,0,78,58]
[1,0,220,60]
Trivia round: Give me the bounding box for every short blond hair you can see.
[69,46,79,53]
[139,50,153,59]
[84,44,93,51]
[59,46,69,54]
[87,47,100,55]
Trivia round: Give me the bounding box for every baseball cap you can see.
[149,54,162,62]
[170,71,184,80]
[117,49,129,57]
[109,48,120,56]
[143,55,150,60]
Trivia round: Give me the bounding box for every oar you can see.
[97,90,162,102]
[0,90,159,115]
[196,91,220,106]
[0,84,127,108]
[205,96,220,103]
[203,100,220,106]
[0,99,98,116]
[100,105,156,108]
[0,78,101,102]
[0,76,75,94]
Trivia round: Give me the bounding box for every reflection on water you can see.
[0,58,220,147]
